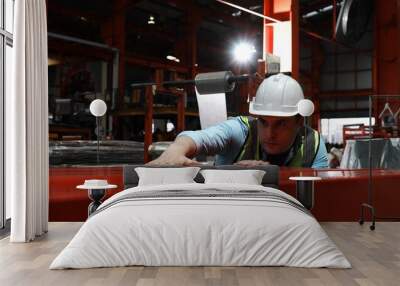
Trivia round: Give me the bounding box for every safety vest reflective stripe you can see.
[288,129,319,167]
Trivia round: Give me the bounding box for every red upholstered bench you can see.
[49,166,123,221]
[49,166,400,222]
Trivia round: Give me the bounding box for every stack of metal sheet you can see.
[50,140,144,165]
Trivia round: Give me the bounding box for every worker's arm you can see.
[311,136,329,169]
[179,117,247,157]
[146,136,199,166]
[147,117,248,166]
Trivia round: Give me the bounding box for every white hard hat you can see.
[249,73,314,117]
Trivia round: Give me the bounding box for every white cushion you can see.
[200,169,266,185]
[135,167,201,186]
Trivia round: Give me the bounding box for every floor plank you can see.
[0,222,399,286]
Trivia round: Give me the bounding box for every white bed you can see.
[50,182,351,269]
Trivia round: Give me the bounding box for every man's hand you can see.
[234,160,270,167]
[146,136,200,166]
[146,151,200,166]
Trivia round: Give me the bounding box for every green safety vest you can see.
[235,116,320,167]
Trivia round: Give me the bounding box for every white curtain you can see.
[7,0,49,242]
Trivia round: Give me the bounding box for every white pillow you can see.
[200,169,266,185]
[135,167,201,186]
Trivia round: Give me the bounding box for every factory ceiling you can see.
[47,0,266,70]
[47,0,334,71]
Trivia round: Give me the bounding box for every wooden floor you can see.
[0,222,399,286]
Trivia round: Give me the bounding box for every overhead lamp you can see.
[232,10,241,17]
[302,3,339,19]
[249,5,262,11]
[232,42,256,63]
[320,5,333,12]
[302,11,318,19]
[166,55,180,63]
[148,15,155,24]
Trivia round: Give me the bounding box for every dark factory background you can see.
[44,0,394,167]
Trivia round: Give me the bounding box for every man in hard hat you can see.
[148,73,328,168]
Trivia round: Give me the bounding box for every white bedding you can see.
[50,183,351,269]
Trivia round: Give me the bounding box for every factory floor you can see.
[1,222,399,286]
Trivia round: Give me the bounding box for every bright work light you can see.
[233,42,256,63]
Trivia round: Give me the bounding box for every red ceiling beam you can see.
[263,0,299,79]
[112,0,127,109]
[184,9,202,77]
[291,0,300,80]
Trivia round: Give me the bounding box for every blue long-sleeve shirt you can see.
[178,116,328,168]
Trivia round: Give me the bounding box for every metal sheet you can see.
[340,138,400,169]
[50,140,145,166]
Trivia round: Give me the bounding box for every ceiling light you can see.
[249,5,262,11]
[320,5,333,12]
[302,3,341,19]
[166,55,180,63]
[166,55,176,61]
[302,11,318,19]
[232,10,241,17]
[148,15,155,24]
[232,42,256,63]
